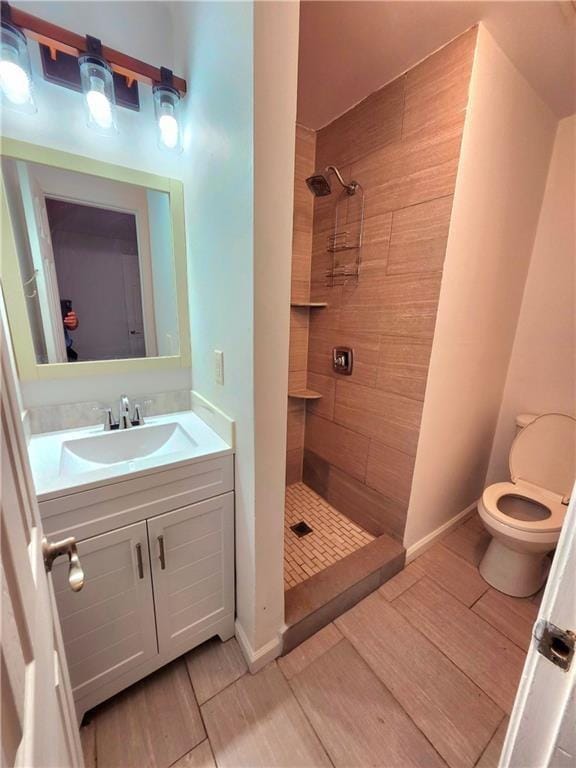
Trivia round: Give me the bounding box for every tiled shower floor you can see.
[284,482,375,590]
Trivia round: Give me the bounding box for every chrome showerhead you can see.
[305,165,358,197]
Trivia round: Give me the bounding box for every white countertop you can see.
[28,410,233,500]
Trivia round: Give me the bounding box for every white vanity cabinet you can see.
[40,455,235,719]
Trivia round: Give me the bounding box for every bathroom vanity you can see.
[29,411,235,720]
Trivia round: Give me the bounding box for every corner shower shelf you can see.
[288,389,323,400]
[290,302,328,308]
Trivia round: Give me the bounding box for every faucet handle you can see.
[93,406,117,431]
[131,399,153,426]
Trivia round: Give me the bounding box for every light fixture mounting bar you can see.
[2,2,187,94]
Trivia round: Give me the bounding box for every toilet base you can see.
[479,537,550,597]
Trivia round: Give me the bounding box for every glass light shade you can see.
[0,23,36,113]
[153,85,182,152]
[78,55,117,134]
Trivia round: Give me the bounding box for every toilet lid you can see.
[510,413,576,498]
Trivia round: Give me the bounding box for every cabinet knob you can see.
[42,536,85,592]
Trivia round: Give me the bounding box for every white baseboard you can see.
[405,500,479,563]
[235,620,282,674]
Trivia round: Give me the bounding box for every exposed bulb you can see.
[159,113,179,149]
[0,59,31,105]
[86,77,112,129]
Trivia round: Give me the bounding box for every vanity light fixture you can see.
[0,11,36,112]
[153,67,182,152]
[78,36,117,133]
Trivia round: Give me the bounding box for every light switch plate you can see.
[214,349,224,385]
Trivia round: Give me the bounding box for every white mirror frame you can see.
[0,138,191,381]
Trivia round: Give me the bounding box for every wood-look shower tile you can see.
[95,659,205,768]
[307,326,380,385]
[316,76,405,168]
[349,113,464,217]
[288,369,306,391]
[304,413,369,482]
[334,380,423,455]
[201,663,331,768]
[403,28,477,141]
[472,589,539,651]
[395,578,525,713]
[376,336,433,400]
[290,638,447,768]
[377,272,443,339]
[365,439,416,505]
[303,451,408,540]
[185,638,248,706]
[294,124,316,170]
[286,448,303,485]
[286,406,305,452]
[361,211,393,246]
[80,721,96,768]
[288,309,309,373]
[306,372,335,419]
[336,593,503,768]
[387,195,453,275]
[416,544,488,607]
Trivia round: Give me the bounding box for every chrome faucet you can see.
[118,395,132,430]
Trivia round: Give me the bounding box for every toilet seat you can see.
[481,481,565,534]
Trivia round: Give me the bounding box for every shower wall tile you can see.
[334,381,423,457]
[304,413,369,482]
[403,27,477,141]
[316,77,405,169]
[289,309,310,372]
[306,373,335,419]
[376,337,433,402]
[387,195,453,275]
[366,440,417,505]
[287,403,306,453]
[303,27,477,528]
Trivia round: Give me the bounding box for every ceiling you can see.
[297,1,576,129]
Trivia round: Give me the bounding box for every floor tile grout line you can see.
[386,581,516,715]
[329,626,470,768]
[473,713,508,767]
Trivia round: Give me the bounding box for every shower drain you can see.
[290,521,313,538]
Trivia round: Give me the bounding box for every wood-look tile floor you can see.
[82,511,542,768]
[284,482,375,589]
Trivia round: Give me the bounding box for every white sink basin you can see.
[60,422,197,474]
[27,411,232,498]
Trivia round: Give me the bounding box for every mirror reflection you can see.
[2,159,180,363]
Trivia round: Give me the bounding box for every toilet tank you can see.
[516,413,539,431]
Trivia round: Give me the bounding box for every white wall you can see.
[404,25,557,551]
[171,0,298,664]
[4,1,191,406]
[487,114,576,483]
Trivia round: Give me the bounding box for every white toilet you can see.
[478,412,576,597]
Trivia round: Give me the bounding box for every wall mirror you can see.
[1,139,190,380]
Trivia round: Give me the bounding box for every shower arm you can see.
[325,166,359,195]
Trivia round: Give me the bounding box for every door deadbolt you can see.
[42,536,85,592]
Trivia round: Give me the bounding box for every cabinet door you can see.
[52,520,157,700]
[148,492,234,655]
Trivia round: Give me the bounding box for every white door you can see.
[53,521,157,704]
[148,493,234,656]
[1,316,83,767]
[501,489,576,767]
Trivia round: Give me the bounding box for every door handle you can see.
[158,535,166,570]
[42,536,85,592]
